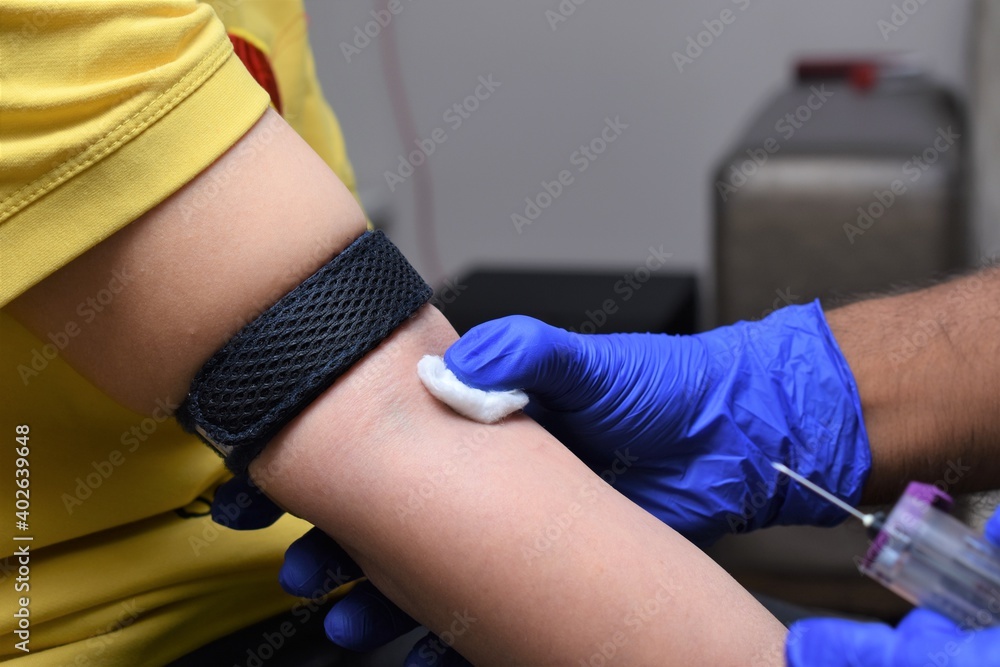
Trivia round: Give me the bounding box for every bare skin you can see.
[826,267,1000,504]
[8,110,787,665]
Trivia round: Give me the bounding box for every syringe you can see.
[771,461,1000,628]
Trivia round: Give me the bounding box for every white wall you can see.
[303,0,975,294]
[973,0,1000,262]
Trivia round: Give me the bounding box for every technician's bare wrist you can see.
[825,303,910,504]
[824,269,1000,504]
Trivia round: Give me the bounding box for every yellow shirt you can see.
[1,2,359,664]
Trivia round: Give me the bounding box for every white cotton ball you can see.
[416,355,529,424]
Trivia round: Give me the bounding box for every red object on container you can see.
[796,59,881,93]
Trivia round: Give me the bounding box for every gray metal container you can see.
[709,66,968,620]
[714,68,966,325]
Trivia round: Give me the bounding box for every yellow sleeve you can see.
[207,0,359,197]
[0,0,271,306]
[0,3,369,664]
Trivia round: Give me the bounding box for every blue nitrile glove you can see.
[443,300,871,546]
[280,528,470,666]
[210,477,468,665]
[210,473,285,530]
[786,509,1000,666]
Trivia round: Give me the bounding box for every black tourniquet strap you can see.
[176,231,432,474]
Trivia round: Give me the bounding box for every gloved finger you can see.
[894,607,965,636]
[210,474,285,530]
[984,504,1000,547]
[444,315,579,398]
[785,617,896,667]
[322,580,419,651]
[279,527,365,598]
[403,631,473,667]
[900,612,1000,667]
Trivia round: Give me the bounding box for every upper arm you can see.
[8,109,367,414]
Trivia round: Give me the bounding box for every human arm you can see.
[263,264,1000,656]
[434,301,872,546]
[419,264,999,549]
[825,267,1000,503]
[7,110,786,665]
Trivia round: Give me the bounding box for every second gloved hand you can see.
[786,509,1000,666]
[210,476,468,666]
[444,300,871,546]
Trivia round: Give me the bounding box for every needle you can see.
[771,461,880,529]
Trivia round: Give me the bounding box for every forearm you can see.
[251,305,786,665]
[9,111,785,664]
[826,267,1000,503]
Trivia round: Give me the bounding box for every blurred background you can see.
[303,0,996,321]
[300,0,997,637]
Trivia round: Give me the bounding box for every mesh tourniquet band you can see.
[176,231,432,474]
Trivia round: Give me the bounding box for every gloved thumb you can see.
[211,474,285,530]
[785,617,896,667]
[444,315,581,397]
[323,581,418,651]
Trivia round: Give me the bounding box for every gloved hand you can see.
[211,475,468,666]
[786,509,1000,666]
[443,300,871,546]
[210,299,868,659]
[280,526,471,666]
